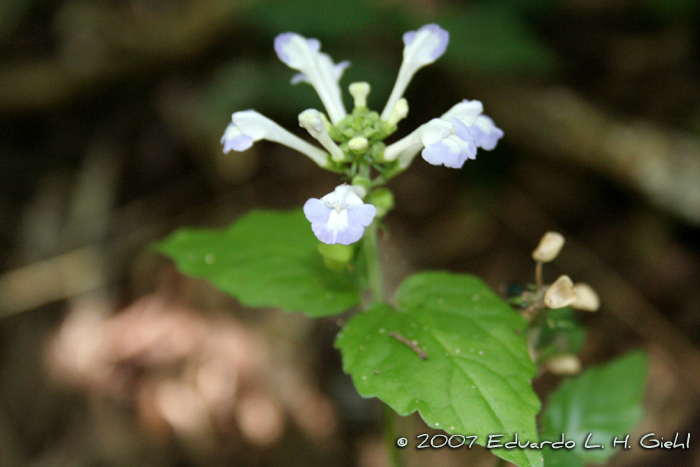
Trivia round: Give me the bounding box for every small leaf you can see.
[541,351,648,465]
[336,271,542,467]
[157,209,360,317]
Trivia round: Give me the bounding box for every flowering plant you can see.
[159,24,647,467]
[222,24,502,245]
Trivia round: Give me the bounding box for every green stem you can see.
[362,219,383,308]
[359,161,394,463]
[359,162,383,308]
[383,404,402,467]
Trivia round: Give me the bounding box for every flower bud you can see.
[533,232,565,263]
[348,136,368,153]
[387,98,409,127]
[299,109,346,162]
[544,275,578,309]
[317,243,354,272]
[350,176,371,192]
[546,354,582,375]
[349,82,370,109]
[368,188,395,218]
[572,283,600,312]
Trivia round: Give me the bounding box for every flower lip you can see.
[274,33,320,67]
[402,24,449,64]
[221,122,254,153]
[220,111,271,154]
[303,185,377,245]
[469,115,504,150]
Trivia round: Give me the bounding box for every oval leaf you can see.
[156,209,360,317]
[336,271,542,467]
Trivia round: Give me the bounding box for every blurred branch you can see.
[0,0,253,112]
[0,246,108,318]
[482,85,700,226]
[0,172,214,318]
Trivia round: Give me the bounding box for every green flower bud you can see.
[348,136,369,154]
[369,142,385,160]
[351,176,372,192]
[317,242,355,272]
[349,82,370,109]
[368,188,395,218]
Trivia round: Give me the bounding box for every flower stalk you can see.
[362,212,383,307]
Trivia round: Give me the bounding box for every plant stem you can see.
[358,162,384,307]
[535,260,543,289]
[383,404,402,467]
[360,164,395,465]
[359,161,394,463]
[362,219,383,307]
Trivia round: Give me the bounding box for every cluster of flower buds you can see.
[531,232,600,312]
[521,232,601,375]
[221,24,503,245]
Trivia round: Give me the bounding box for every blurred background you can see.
[1,0,699,466]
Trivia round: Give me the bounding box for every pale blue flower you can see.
[274,33,349,124]
[441,100,503,150]
[420,118,477,169]
[221,110,330,167]
[383,99,502,169]
[303,185,377,245]
[381,24,449,120]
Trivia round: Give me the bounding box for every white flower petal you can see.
[221,110,330,167]
[274,33,348,124]
[402,24,449,69]
[440,99,483,127]
[420,119,453,146]
[381,24,449,120]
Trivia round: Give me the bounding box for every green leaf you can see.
[336,272,542,467]
[541,351,648,465]
[157,209,360,317]
[541,448,585,467]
